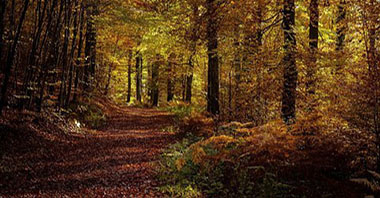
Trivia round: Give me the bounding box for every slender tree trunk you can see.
[335,0,346,73]
[127,50,132,103]
[136,52,142,102]
[185,5,199,103]
[306,0,319,109]
[167,54,174,102]
[36,0,59,111]
[182,74,186,101]
[336,0,346,51]
[73,3,85,102]
[84,3,97,92]
[0,0,7,64]
[206,0,219,115]
[58,0,72,108]
[0,0,30,115]
[152,55,160,106]
[66,0,80,106]
[185,56,193,103]
[281,0,297,124]
[23,0,48,108]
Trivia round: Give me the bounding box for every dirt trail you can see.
[0,106,175,197]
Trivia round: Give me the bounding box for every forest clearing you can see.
[0,0,380,197]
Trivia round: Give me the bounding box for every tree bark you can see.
[66,0,80,106]
[185,56,193,103]
[58,0,72,108]
[306,0,319,107]
[0,0,7,65]
[167,54,174,102]
[84,3,97,92]
[151,55,160,106]
[73,3,85,102]
[335,0,346,73]
[0,0,30,115]
[281,0,297,124]
[127,50,133,103]
[206,0,219,115]
[135,52,142,102]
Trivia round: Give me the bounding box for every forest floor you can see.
[0,104,176,198]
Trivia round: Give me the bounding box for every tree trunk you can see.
[58,0,72,108]
[136,52,142,102]
[0,0,30,115]
[66,0,80,106]
[335,0,346,73]
[73,3,85,102]
[151,55,160,106]
[281,0,297,124]
[127,50,132,103]
[84,3,97,92]
[206,0,219,115]
[23,0,48,108]
[306,0,319,108]
[167,54,174,102]
[185,56,193,103]
[36,0,59,111]
[0,0,7,65]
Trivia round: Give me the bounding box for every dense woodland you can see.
[0,0,380,197]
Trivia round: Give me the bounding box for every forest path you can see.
[0,106,176,198]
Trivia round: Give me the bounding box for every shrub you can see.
[68,101,106,128]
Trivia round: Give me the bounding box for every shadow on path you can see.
[0,106,175,197]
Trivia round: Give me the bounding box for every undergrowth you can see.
[68,99,107,128]
[157,104,377,197]
[157,104,293,198]
[159,101,204,120]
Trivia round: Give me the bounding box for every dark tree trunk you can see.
[66,0,80,106]
[135,52,142,102]
[151,55,160,106]
[206,0,219,115]
[58,0,72,108]
[336,0,346,51]
[73,3,85,102]
[185,4,199,104]
[127,50,133,103]
[306,0,319,104]
[185,57,193,103]
[0,0,7,64]
[335,0,346,73]
[281,0,297,124]
[167,54,174,102]
[84,3,97,92]
[0,0,30,115]
[36,0,59,111]
[182,75,186,101]
[23,0,48,108]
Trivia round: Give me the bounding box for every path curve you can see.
[0,106,175,197]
